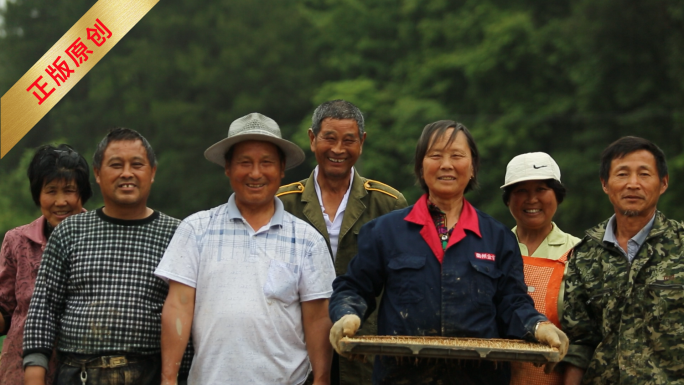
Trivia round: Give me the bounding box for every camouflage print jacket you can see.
[562,211,684,385]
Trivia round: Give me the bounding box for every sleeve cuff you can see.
[562,344,594,369]
[330,308,360,324]
[524,315,549,342]
[23,353,49,370]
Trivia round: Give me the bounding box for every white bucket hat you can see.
[501,152,561,188]
[204,113,305,170]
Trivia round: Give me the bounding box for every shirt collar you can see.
[426,200,444,216]
[449,197,481,240]
[405,194,481,262]
[545,222,566,246]
[24,216,48,245]
[512,222,565,257]
[406,194,480,235]
[312,165,354,212]
[602,213,656,250]
[25,209,85,245]
[227,193,284,227]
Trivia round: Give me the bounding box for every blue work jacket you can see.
[329,196,547,384]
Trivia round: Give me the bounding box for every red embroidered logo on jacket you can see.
[475,253,496,261]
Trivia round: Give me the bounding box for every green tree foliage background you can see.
[1,0,683,241]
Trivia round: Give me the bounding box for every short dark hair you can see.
[311,100,364,137]
[600,136,668,182]
[414,120,479,194]
[502,179,567,206]
[28,144,93,206]
[223,141,286,165]
[93,127,156,169]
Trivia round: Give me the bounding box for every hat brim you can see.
[204,134,306,170]
[500,175,561,189]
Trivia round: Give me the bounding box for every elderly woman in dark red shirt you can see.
[0,144,91,385]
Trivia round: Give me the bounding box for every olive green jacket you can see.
[277,170,408,276]
[277,169,407,385]
[562,211,684,384]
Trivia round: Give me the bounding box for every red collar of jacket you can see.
[404,194,481,263]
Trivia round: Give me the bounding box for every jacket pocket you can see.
[387,254,427,304]
[646,281,684,367]
[586,287,613,306]
[470,261,503,279]
[586,287,617,322]
[648,283,684,290]
[263,260,299,306]
[469,260,503,305]
[648,282,684,322]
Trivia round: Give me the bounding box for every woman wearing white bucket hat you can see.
[501,152,580,385]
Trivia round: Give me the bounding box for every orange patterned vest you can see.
[509,250,570,385]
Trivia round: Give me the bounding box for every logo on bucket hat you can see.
[204,113,305,170]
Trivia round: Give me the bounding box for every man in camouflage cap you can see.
[562,136,683,384]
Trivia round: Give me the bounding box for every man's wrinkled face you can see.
[225,140,285,213]
[602,150,668,218]
[95,140,156,210]
[309,118,365,181]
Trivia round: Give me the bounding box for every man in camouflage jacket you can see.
[277,100,407,385]
[562,136,683,385]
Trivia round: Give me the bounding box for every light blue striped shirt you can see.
[156,194,335,384]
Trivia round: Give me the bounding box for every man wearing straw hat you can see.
[156,113,336,385]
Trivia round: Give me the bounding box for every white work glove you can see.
[329,314,361,356]
[535,321,569,374]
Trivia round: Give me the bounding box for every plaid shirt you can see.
[23,209,181,358]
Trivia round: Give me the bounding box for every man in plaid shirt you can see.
[23,128,191,385]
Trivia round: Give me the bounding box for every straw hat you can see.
[204,113,305,170]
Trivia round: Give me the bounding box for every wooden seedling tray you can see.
[339,336,560,364]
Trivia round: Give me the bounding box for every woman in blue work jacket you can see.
[328,120,568,385]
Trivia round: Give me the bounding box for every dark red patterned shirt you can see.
[0,216,56,385]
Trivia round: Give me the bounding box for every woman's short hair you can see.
[28,144,93,206]
[414,120,480,194]
[502,179,567,206]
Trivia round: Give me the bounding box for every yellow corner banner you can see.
[0,0,159,158]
